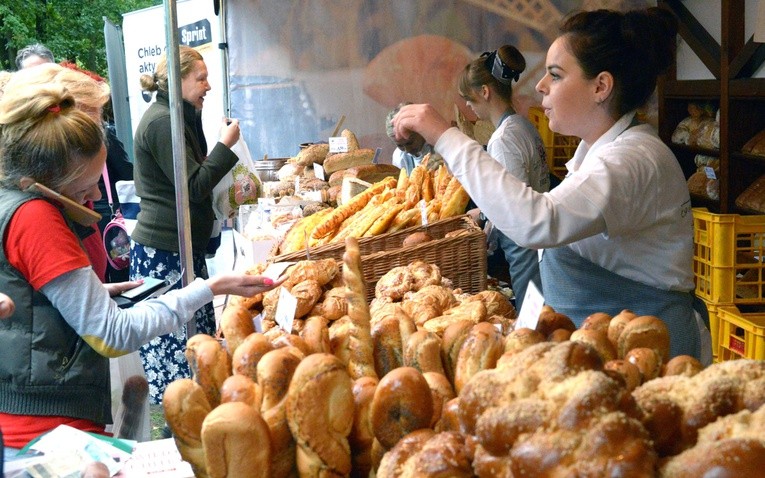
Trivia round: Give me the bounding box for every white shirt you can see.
[487,114,549,193]
[436,112,694,292]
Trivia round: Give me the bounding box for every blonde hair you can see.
[0,84,104,191]
[3,63,110,113]
[140,45,204,92]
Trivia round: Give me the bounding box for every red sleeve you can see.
[5,199,91,290]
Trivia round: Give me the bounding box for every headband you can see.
[481,50,519,85]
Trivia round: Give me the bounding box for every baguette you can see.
[311,177,396,239]
[323,148,375,174]
[279,207,334,254]
[439,180,470,219]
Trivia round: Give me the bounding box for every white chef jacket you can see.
[487,113,549,193]
[436,111,694,292]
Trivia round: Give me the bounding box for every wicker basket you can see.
[270,215,487,302]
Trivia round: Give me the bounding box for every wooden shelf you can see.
[658,0,765,214]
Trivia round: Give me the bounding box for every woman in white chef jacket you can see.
[392,8,709,361]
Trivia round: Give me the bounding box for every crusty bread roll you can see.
[423,371,455,428]
[286,353,355,478]
[580,312,612,335]
[402,231,433,248]
[270,330,312,357]
[231,332,274,381]
[625,347,662,383]
[309,286,347,322]
[603,359,642,392]
[440,320,474,386]
[397,430,474,477]
[299,315,331,355]
[370,367,434,449]
[662,354,704,377]
[463,290,516,319]
[375,266,415,300]
[349,376,378,478]
[661,438,765,478]
[375,429,436,478]
[570,328,617,362]
[454,322,504,394]
[185,335,231,408]
[503,327,545,356]
[536,310,576,338]
[607,309,638,348]
[289,279,324,319]
[404,330,446,376]
[548,328,573,342]
[257,346,304,412]
[219,304,255,356]
[162,378,211,478]
[219,374,262,409]
[371,315,416,378]
[201,401,271,478]
[435,397,462,433]
[617,315,670,362]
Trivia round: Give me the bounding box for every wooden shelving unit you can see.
[657,0,765,213]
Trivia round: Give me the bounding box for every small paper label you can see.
[294,176,301,193]
[252,312,263,334]
[704,166,717,180]
[262,261,295,281]
[314,163,325,180]
[329,136,349,153]
[515,281,544,331]
[419,199,428,226]
[274,287,297,333]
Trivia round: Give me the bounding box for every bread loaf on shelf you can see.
[736,174,765,213]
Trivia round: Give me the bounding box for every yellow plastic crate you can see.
[527,106,580,180]
[716,305,765,361]
[700,298,724,360]
[692,208,765,304]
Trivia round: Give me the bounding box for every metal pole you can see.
[218,0,230,117]
[163,0,197,335]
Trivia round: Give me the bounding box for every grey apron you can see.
[539,245,701,359]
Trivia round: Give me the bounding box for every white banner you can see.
[122,0,224,152]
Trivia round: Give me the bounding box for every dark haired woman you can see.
[392,8,708,361]
[459,45,550,310]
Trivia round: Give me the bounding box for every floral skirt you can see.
[129,241,215,404]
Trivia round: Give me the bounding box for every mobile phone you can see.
[26,182,102,227]
[119,277,167,300]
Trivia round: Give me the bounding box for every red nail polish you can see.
[263,278,274,286]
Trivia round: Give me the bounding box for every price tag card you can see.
[514,281,544,331]
[252,312,264,334]
[274,287,297,333]
[262,261,295,281]
[419,199,428,226]
[329,136,349,153]
[704,166,717,180]
[314,163,325,180]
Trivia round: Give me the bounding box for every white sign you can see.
[515,281,544,331]
[328,136,349,153]
[122,0,224,150]
[274,287,297,333]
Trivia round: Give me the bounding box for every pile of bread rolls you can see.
[163,239,765,477]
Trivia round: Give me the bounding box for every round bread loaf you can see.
[536,310,576,337]
[403,231,433,248]
[663,355,704,377]
[370,367,434,449]
[580,312,612,334]
[603,359,642,391]
[503,327,545,356]
[570,328,616,362]
[607,309,638,348]
[617,315,670,362]
[625,347,663,383]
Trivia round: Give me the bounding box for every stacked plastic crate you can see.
[527,106,580,180]
[692,208,765,361]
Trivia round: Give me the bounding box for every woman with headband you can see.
[458,45,550,310]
